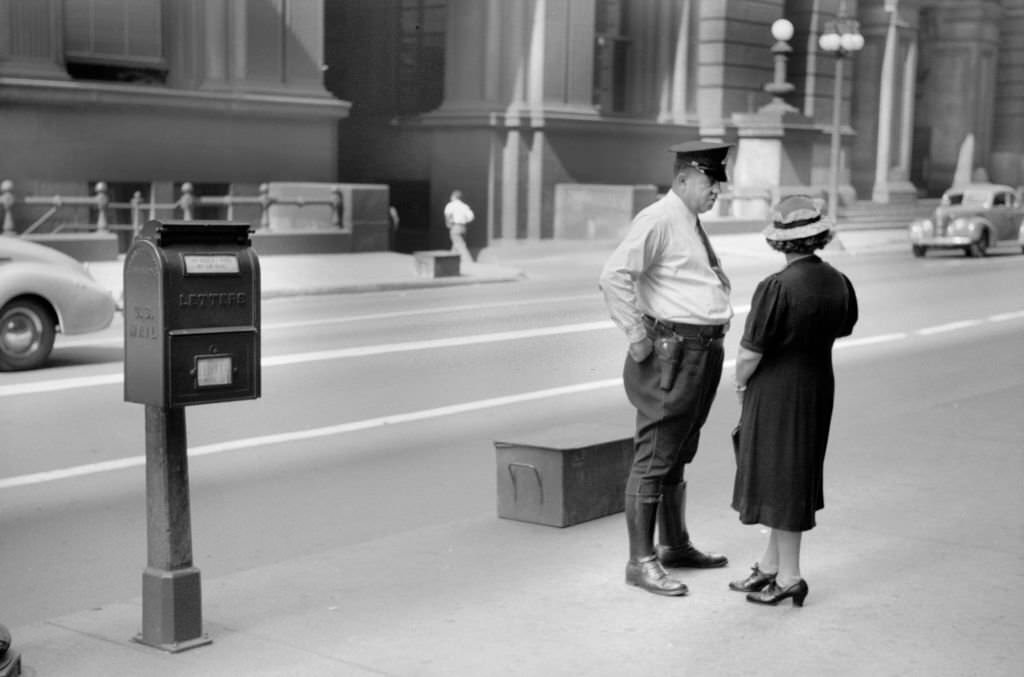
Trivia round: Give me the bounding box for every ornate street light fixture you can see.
[763,19,796,111]
[819,16,864,222]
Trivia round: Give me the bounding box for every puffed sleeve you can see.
[837,273,859,338]
[740,276,785,353]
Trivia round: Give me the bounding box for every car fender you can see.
[949,216,991,241]
[0,261,115,334]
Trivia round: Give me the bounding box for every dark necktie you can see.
[696,218,731,292]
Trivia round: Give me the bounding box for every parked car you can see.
[909,183,1024,258]
[0,236,116,370]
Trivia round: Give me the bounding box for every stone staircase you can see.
[837,198,940,230]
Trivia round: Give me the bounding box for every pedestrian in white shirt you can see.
[443,190,474,264]
[599,141,734,597]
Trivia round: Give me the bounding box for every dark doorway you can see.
[382,180,432,253]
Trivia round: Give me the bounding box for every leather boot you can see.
[625,495,688,596]
[656,482,728,569]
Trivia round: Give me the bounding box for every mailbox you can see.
[124,220,260,408]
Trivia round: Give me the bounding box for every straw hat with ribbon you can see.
[762,195,835,242]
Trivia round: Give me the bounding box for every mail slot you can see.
[124,220,261,407]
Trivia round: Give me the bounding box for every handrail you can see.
[0,180,345,237]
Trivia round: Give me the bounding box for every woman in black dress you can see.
[729,196,858,607]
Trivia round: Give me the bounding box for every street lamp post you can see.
[819,17,864,223]
[764,19,796,112]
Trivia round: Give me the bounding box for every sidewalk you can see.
[85,228,911,304]
[12,497,1020,676]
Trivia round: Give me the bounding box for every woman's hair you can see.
[767,229,834,253]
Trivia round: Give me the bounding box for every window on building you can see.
[63,0,167,84]
[395,0,447,114]
[594,0,631,114]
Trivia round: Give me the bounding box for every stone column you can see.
[896,35,918,183]
[656,0,692,124]
[0,0,68,79]
[440,0,498,112]
[871,7,904,202]
[199,0,231,89]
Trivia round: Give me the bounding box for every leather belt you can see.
[642,314,726,339]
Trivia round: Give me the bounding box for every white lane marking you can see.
[1,304,1022,490]
[263,321,615,367]
[0,378,624,489]
[53,295,602,348]
[834,332,909,349]
[0,321,613,398]
[3,305,1017,401]
[0,373,124,397]
[262,294,600,329]
[989,310,1024,322]
[6,308,755,397]
[916,320,983,335]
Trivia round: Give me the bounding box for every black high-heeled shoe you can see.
[728,563,776,592]
[745,579,809,607]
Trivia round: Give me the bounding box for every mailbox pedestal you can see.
[138,406,208,652]
[124,220,261,652]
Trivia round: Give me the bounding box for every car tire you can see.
[967,232,989,258]
[912,245,927,258]
[0,299,57,371]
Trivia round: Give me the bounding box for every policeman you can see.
[599,140,733,596]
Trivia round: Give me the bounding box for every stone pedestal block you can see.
[553,184,658,239]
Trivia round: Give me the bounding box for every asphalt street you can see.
[1,235,1022,676]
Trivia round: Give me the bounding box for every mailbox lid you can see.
[140,220,252,247]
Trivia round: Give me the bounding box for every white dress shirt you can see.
[599,191,733,343]
[444,199,474,227]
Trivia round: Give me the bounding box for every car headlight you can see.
[910,219,933,237]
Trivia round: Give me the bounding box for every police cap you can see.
[668,141,732,183]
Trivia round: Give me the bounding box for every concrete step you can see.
[837,198,939,229]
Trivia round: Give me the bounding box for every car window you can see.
[993,193,1007,206]
[943,193,964,206]
[960,190,989,206]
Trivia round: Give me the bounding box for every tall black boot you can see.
[625,495,688,596]
[656,482,728,569]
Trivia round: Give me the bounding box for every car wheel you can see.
[967,232,989,257]
[0,299,57,371]
[912,245,927,258]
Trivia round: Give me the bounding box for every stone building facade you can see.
[327,0,1023,251]
[0,0,347,236]
[2,1,1021,253]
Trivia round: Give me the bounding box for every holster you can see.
[653,335,684,390]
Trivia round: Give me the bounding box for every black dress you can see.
[732,255,858,531]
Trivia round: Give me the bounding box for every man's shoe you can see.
[625,555,689,596]
[656,542,728,569]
